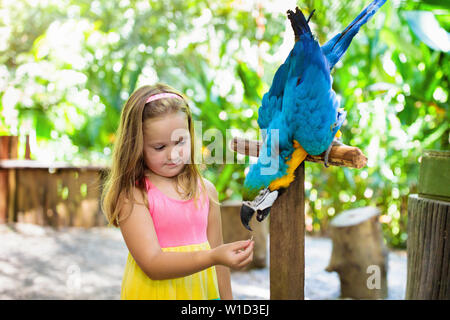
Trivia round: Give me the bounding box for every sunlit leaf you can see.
[402,10,450,52]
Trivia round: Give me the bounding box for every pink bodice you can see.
[144,177,210,248]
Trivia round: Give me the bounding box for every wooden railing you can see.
[0,157,108,227]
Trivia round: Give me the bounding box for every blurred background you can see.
[0,0,449,299]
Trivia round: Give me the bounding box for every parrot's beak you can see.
[240,189,279,231]
[240,204,255,231]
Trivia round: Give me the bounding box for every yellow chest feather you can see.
[268,140,308,190]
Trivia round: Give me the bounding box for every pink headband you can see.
[145,92,183,104]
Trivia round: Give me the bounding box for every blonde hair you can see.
[101,83,213,227]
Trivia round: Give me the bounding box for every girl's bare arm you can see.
[119,187,253,281]
[205,178,233,300]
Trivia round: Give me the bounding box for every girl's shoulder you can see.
[117,184,148,221]
[202,178,218,200]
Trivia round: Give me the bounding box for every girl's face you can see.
[143,111,191,178]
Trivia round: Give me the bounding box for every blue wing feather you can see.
[282,38,342,155]
[257,59,290,129]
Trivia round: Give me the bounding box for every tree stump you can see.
[406,195,450,299]
[326,207,388,299]
[406,150,450,300]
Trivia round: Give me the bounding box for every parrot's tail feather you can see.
[322,0,387,70]
[331,0,386,51]
[287,7,312,42]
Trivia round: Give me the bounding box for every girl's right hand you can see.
[211,239,254,270]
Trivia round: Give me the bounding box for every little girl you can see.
[101,83,254,300]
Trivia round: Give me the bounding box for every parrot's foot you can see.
[324,138,344,168]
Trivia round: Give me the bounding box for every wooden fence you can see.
[0,159,108,227]
[0,135,108,227]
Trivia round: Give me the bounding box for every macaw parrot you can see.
[240,0,386,231]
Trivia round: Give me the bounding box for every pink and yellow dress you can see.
[120,177,220,300]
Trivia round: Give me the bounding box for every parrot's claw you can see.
[332,138,344,147]
[324,145,332,168]
[324,138,344,168]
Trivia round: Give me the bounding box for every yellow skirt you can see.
[121,241,220,300]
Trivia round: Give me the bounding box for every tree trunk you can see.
[406,195,450,299]
[326,207,388,299]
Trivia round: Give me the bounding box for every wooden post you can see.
[230,137,367,299]
[0,136,18,224]
[270,162,305,299]
[25,135,31,160]
[0,136,18,159]
[406,195,449,299]
[406,150,450,299]
[0,168,7,224]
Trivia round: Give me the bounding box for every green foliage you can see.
[1,0,448,248]
[302,0,449,248]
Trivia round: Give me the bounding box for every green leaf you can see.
[402,11,450,52]
[422,122,448,148]
[215,164,234,195]
[35,111,53,139]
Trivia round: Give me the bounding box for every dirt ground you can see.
[0,222,406,300]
